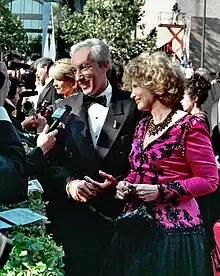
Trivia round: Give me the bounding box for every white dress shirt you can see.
[87,83,112,146]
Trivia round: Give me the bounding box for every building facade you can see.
[139,0,220,71]
[5,0,86,39]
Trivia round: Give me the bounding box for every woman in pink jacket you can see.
[102,52,219,276]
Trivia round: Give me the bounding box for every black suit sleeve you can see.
[37,129,72,201]
[0,121,27,204]
[26,147,46,178]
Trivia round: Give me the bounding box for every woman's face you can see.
[53,78,74,96]
[130,81,155,111]
[181,91,194,112]
[12,86,22,107]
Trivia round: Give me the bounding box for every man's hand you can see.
[68,179,98,202]
[0,62,10,106]
[22,114,47,131]
[37,124,58,155]
[84,170,117,191]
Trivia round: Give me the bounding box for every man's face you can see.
[71,47,108,96]
[36,65,48,86]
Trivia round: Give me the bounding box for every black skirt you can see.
[101,223,214,276]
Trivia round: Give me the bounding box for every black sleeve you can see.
[0,121,27,204]
[37,129,72,201]
[211,125,220,156]
[26,147,46,178]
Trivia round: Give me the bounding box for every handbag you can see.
[115,204,157,234]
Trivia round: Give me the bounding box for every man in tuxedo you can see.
[0,62,27,204]
[35,57,61,111]
[43,39,141,276]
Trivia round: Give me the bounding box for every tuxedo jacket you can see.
[44,89,141,208]
[37,79,61,111]
[0,120,27,204]
[42,89,142,275]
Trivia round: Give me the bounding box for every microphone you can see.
[48,105,72,132]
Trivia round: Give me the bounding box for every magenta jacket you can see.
[124,114,219,229]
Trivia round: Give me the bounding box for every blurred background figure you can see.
[184,61,195,79]
[49,58,77,97]
[35,57,62,112]
[108,59,124,90]
[181,73,211,129]
[196,68,212,82]
[0,62,27,204]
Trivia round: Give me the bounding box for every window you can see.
[10,0,42,15]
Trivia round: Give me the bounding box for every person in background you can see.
[184,61,194,79]
[3,50,22,80]
[100,52,218,276]
[181,73,211,129]
[35,57,62,112]
[108,59,124,90]
[0,62,27,204]
[49,58,77,98]
[196,67,211,82]
[4,76,58,177]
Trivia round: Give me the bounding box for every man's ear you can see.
[44,66,49,75]
[193,95,198,104]
[101,62,109,73]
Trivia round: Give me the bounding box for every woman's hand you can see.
[116,181,133,200]
[132,184,159,202]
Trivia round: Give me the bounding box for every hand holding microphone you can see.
[37,105,72,155]
[37,124,58,155]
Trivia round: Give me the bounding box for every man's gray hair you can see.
[70,38,112,69]
[34,57,54,70]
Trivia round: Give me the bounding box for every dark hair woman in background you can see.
[181,73,211,129]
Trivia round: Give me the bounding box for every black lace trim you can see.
[158,181,185,202]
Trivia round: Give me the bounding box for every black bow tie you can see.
[83,95,107,108]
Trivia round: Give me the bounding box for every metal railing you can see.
[158,11,187,27]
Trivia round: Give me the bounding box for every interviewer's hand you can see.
[37,124,58,154]
[68,179,97,202]
[84,170,117,191]
[22,114,47,131]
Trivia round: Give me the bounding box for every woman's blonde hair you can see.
[123,52,185,107]
[49,58,75,80]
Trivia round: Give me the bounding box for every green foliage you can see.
[0,192,65,276]
[61,0,157,62]
[0,0,28,53]
[26,35,42,60]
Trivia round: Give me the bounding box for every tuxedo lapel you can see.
[66,93,95,167]
[95,94,131,161]
[38,80,53,105]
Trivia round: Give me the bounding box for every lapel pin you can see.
[113,120,119,129]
